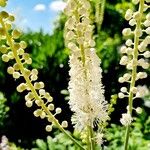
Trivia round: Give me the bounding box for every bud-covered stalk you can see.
[118,0,150,149]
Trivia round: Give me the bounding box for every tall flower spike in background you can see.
[118,0,150,149]
[0,1,85,149]
[64,0,108,147]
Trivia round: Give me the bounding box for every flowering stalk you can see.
[95,0,106,32]
[64,0,108,149]
[118,0,150,149]
[0,2,85,150]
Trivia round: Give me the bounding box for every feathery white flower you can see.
[65,0,108,131]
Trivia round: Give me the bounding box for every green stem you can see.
[0,18,85,150]
[95,0,106,32]
[124,0,144,150]
[87,126,95,150]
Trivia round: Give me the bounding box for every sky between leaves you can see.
[2,0,66,34]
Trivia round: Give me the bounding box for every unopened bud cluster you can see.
[0,10,68,132]
[119,0,149,126]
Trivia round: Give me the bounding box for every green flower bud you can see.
[0,11,8,18]
[12,29,21,39]
[8,15,15,22]
[0,45,7,53]
[0,0,7,7]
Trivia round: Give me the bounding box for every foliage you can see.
[31,131,81,150]
[105,117,150,150]
[0,92,9,128]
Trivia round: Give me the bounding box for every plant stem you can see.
[124,0,144,150]
[87,126,95,150]
[95,0,106,32]
[0,18,85,150]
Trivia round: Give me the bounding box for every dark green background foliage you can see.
[0,0,149,149]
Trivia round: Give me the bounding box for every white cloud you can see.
[34,4,46,12]
[49,0,66,12]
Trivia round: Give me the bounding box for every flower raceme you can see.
[0,9,68,133]
[119,0,150,125]
[64,0,108,140]
[118,0,150,149]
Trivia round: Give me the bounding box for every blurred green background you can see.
[0,0,150,149]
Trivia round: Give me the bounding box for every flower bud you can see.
[12,29,21,39]
[7,66,14,74]
[132,0,139,4]
[134,28,142,37]
[0,45,8,53]
[65,31,75,41]
[39,89,46,95]
[123,73,131,81]
[146,13,150,21]
[13,72,20,79]
[143,20,150,27]
[125,39,133,46]
[55,107,62,114]
[118,92,125,99]
[133,12,141,20]
[145,27,150,34]
[0,11,9,18]
[120,46,127,53]
[48,104,55,111]
[122,28,132,36]
[118,77,125,83]
[2,54,9,62]
[25,100,33,108]
[20,41,27,49]
[135,107,142,114]
[120,56,128,65]
[125,9,133,20]
[61,121,68,128]
[129,19,136,26]
[130,87,137,94]
[121,87,128,93]
[143,51,150,58]
[40,111,46,119]
[0,0,7,7]
[8,15,15,22]
[45,125,52,132]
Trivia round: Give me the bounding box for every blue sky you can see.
[2,0,66,34]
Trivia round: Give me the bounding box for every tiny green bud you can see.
[48,104,54,111]
[13,72,20,79]
[40,111,46,119]
[5,23,11,30]
[0,28,5,36]
[135,107,142,114]
[0,45,8,53]
[45,125,52,132]
[12,29,21,39]
[55,107,62,114]
[122,28,132,36]
[20,41,27,49]
[7,66,14,74]
[25,100,33,108]
[13,63,20,71]
[0,11,8,18]
[0,0,7,7]
[61,121,68,128]
[13,43,20,50]
[2,54,9,62]
[8,15,15,22]
[118,92,125,99]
